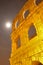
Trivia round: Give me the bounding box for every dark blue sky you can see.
[0,0,27,65]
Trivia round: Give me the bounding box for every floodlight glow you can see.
[5,22,12,28]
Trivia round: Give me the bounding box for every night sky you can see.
[0,0,27,65]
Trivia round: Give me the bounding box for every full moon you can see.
[5,22,12,28]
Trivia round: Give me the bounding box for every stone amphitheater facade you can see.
[10,0,43,65]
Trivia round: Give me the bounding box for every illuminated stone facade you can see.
[10,0,43,65]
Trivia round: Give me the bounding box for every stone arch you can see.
[32,61,43,65]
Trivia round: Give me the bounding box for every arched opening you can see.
[16,36,21,49]
[23,10,30,19]
[34,0,43,5]
[28,24,37,40]
[32,61,43,65]
[15,20,20,28]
